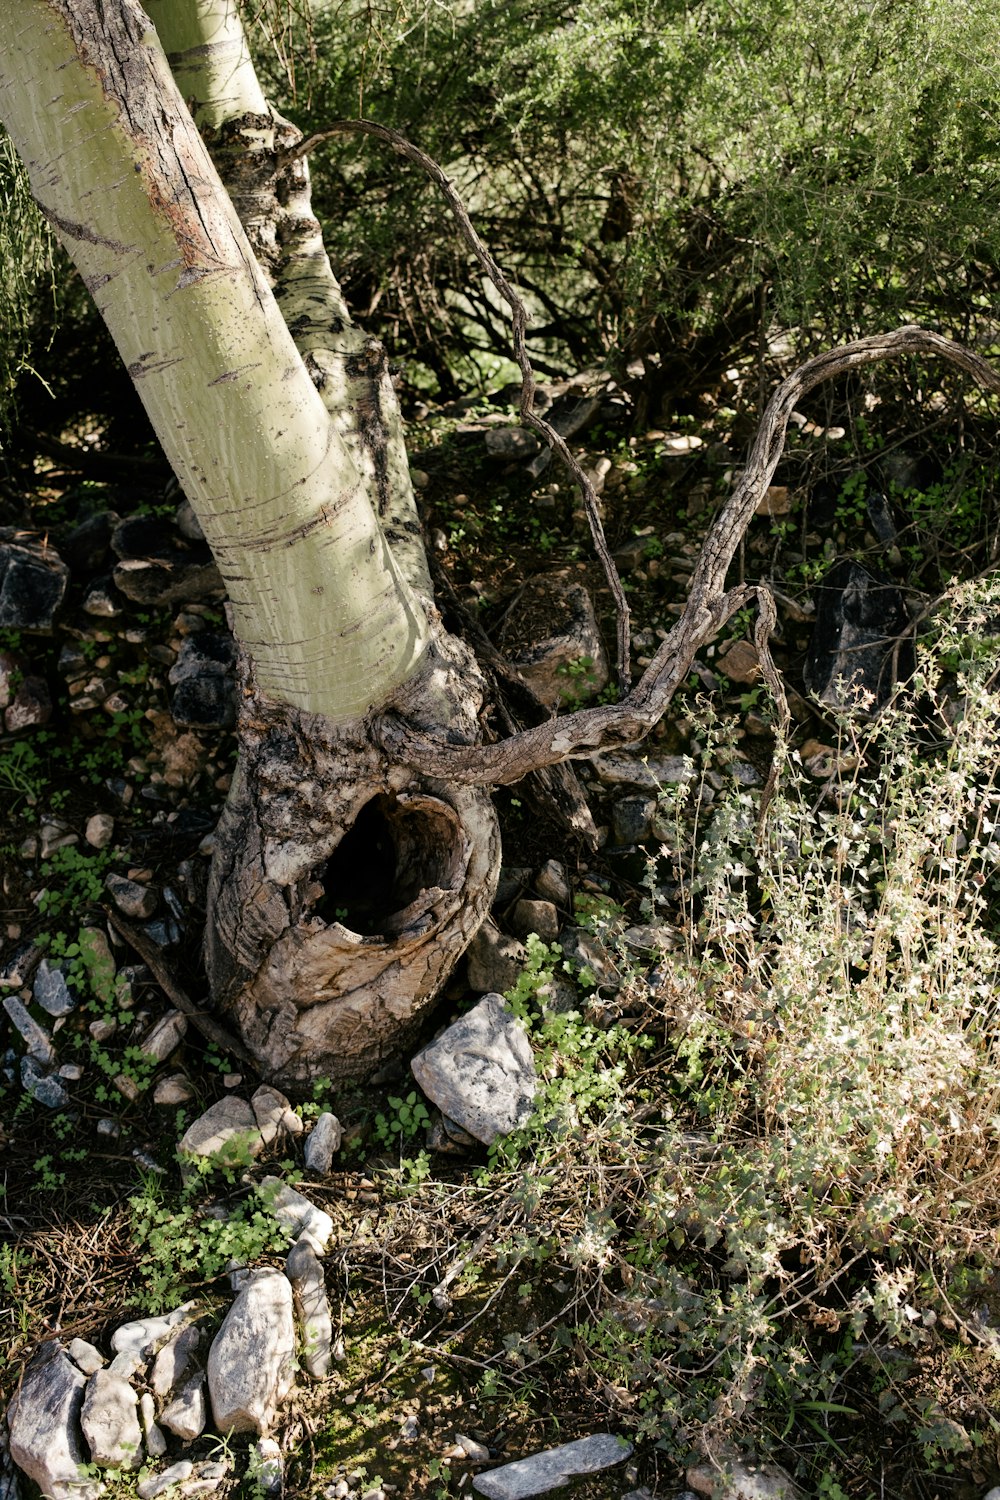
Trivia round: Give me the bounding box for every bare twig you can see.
[283,118,632,691]
[374,326,1000,784]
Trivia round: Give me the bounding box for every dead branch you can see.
[283,117,632,690]
[372,326,1000,783]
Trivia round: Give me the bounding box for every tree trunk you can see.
[0,0,500,1086]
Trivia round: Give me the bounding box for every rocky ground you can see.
[3,363,1000,1500]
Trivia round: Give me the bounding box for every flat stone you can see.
[111,1302,198,1361]
[716,639,761,685]
[411,994,536,1145]
[153,1072,195,1106]
[286,1239,333,1379]
[7,1344,98,1500]
[686,1462,801,1499]
[303,1112,343,1175]
[484,427,541,460]
[472,1434,633,1498]
[251,1085,303,1145]
[160,1372,207,1441]
[590,751,692,793]
[257,1178,333,1253]
[141,1010,188,1064]
[3,995,55,1065]
[178,1097,264,1165]
[138,1461,194,1499]
[151,1323,202,1399]
[534,860,570,908]
[207,1268,296,1434]
[33,959,76,1017]
[20,1056,69,1108]
[66,1338,105,1376]
[0,539,69,634]
[81,1369,143,1469]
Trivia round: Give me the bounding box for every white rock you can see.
[250,1437,283,1496]
[286,1239,333,1378]
[207,1268,296,1434]
[138,1460,194,1499]
[686,1462,801,1500]
[472,1435,633,1498]
[111,1301,198,1359]
[140,1391,168,1458]
[411,994,536,1145]
[81,1369,143,1469]
[454,1434,491,1461]
[251,1085,303,1145]
[303,1112,343,1175]
[7,1345,99,1500]
[160,1372,207,1442]
[141,1010,188,1063]
[2,996,54,1065]
[151,1323,202,1399]
[257,1178,333,1253]
[66,1338,104,1376]
[177,1097,263,1164]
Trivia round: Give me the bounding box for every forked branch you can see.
[372,326,1000,783]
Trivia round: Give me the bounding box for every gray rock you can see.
[168,635,237,730]
[66,1339,105,1377]
[141,1010,188,1064]
[160,1372,207,1441]
[251,1085,303,1146]
[176,500,205,542]
[151,1323,202,1399]
[804,559,910,712]
[0,943,42,990]
[499,573,608,710]
[207,1268,296,1434]
[7,1345,97,1500]
[81,579,122,619]
[0,539,69,634]
[138,1461,194,1499]
[611,796,655,846]
[33,960,76,1018]
[303,1112,343,1175]
[686,1462,800,1500]
[411,994,536,1145]
[472,1434,633,1498]
[111,1302,198,1360]
[105,873,158,920]
[286,1239,333,1378]
[3,996,55,1065]
[177,1097,264,1165]
[153,1072,195,1106]
[559,928,619,991]
[139,1392,168,1458]
[38,820,77,860]
[484,427,541,460]
[466,921,526,994]
[257,1178,333,1252]
[250,1437,283,1496]
[511,899,559,945]
[81,1369,143,1469]
[590,751,692,793]
[20,1056,69,1108]
[534,860,570,908]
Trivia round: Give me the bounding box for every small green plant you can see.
[36,845,114,921]
[375,1091,430,1145]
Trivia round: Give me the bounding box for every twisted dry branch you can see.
[369,326,1000,784]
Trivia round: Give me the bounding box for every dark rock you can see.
[866,491,898,545]
[170,675,236,730]
[5,675,53,732]
[466,921,526,994]
[484,428,541,460]
[611,796,655,846]
[0,538,68,634]
[499,571,608,710]
[0,942,42,990]
[494,866,531,908]
[143,917,181,947]
[82,577,123,618]
[62,511,119,576]
[804,560,910,711]
[105,873,158,919]
[111,516,222,605]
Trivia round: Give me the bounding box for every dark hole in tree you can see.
[314,793,462,937]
